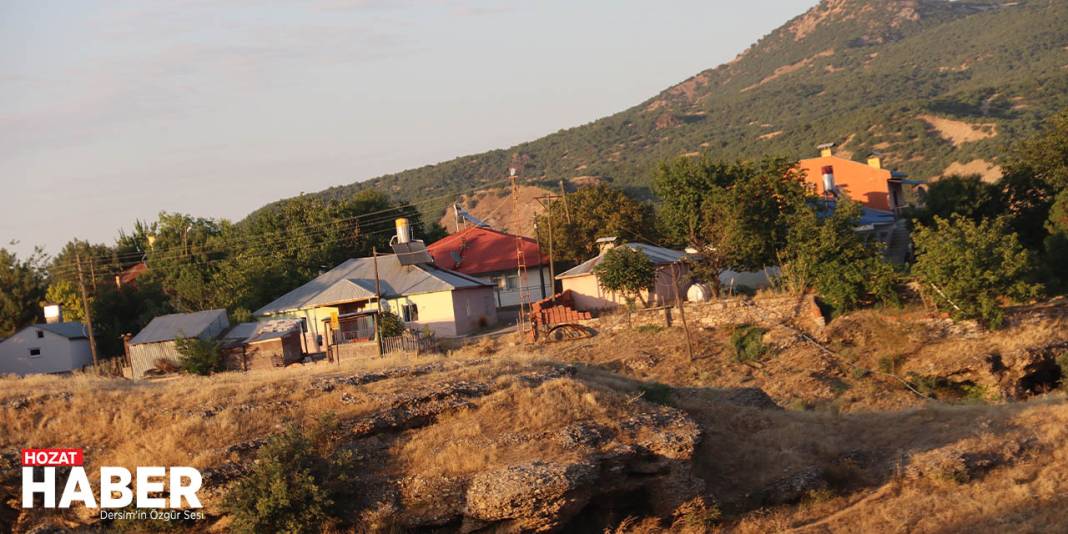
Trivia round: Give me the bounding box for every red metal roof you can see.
[427,227,547,275]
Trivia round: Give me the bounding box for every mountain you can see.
[301,0,1068,223]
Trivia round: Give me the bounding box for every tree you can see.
[780,199,900,317]
[913,174,1003,226]
[997,109,1068,250]
[175,337,223,375]
[1043,188,1068,290]
[655,156,806,295]
[0,247,47,337]
[535,184,656,263]
[912,215,1041,328]
[593,246,656,308]
[378,311,405,338]
[42,279,86,322]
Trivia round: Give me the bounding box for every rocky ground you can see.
[2,301,1067,532]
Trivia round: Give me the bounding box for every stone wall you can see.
[599,293,825,334]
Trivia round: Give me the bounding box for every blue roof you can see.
[813,200,896,227]
[36,322,88,339]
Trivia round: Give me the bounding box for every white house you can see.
[0,322,93,376]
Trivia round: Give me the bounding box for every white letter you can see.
[22,467,55,508]
[58,467,97,508]
[136,467,166,508]
[169,467,202,509]
[100,467,133,508]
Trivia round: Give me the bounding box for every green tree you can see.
[535,184,656,263]
[593,246,656,308]
[0,247,47,337]
[174,337,223,375]
[912,215,1041,328]
[42,279,86,322]
[913,174,1003,226]
[781,200,900,317]
[1043,188,1068,290]
[378,311,405,338]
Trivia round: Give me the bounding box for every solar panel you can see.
[392,240,435,266]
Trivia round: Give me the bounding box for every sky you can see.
[0,0,815,258]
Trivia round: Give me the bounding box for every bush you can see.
[594,246,656,307]
[731,324,769,363]
[377,310,405,337]
[174,337,222,375]
[638,382,674,406]
[912,215,1042,328]
[226,416,356,534]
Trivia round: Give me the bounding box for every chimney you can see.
[867,154,882,170]
[395,218,412,244]
[821,166,837,196]
[43,304,62,324]
[818,142,836,158]
[596,237,618,254]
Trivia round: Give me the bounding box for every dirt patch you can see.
[759,130,785,141]
[743,49,835,92]
[941,159,1004,183]
[920,114,998,146]
[438,184,551,237]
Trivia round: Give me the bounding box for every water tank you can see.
[821,165,836,194]
[686,283,713,303]
[395,218,411,244]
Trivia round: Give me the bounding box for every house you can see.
[254,252,499,351]
[556,238,689,312]
[114,261,147,289]
[426,226,552,308]
[127,309,230,378]
[797,144,923,214]
[220,319,304,371]
[0,322,92,376]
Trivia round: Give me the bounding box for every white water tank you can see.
[686,283,713,303]
[395,218,411,244]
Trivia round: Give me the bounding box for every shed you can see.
[556,242,689,312]
[0,323,92,376]
[221,320,304,371]
[128,309,230,378]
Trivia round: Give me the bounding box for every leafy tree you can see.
[781,199,900,317]
[378,311,405,338]
[912,215,1041,328]
[227,417,356,534]
[535,184,656,263]
[174,337,223,375]
[91,281,173,358]
[913,174,1003,226]
[0,247,46,337]
[593,246,656,308]
[998,109,1068,251]
[42,279,86,322]
[1043,188,1068,290]
[655,156,806,295]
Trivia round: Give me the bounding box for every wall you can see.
[798,156,894,211]
[600,293,826,334]
[384,290,464,338]
[223,333,304,372]
[481,266,553,308]
[0,327,92,376]
[450,287,499,335]
[128,340,180,379]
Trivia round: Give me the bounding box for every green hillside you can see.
[300,0,1068,219]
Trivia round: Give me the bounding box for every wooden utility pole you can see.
[373,247,384,356]
[75,251,99,365]
[534,194,563,302]
[671,264,694,361]
[558,179,571,223]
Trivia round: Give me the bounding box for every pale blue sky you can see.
[1,0,814,257]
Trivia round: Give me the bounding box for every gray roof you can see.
[556,243,686,279]
[36,322,88,340]
[254,254,490,316]
[222,319,302,347]
[130,309,229,345]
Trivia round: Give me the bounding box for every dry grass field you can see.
[3,302,1068,532]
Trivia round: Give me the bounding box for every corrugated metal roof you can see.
[556,243,686,279]
[254,254,490,316]
[223,319,302,347]
[427,226,547,274]
[130,309,229,345]
[36,322,88,339]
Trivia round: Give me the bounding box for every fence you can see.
[381,331,438,355]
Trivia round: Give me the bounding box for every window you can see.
[505,275,519,290]
[402,303,419,322]
[36,330,44,338]
[29,348,41,357]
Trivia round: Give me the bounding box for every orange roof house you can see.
[797,144,911,213]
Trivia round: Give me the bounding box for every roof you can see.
[130,309,228,345]
[35,322,88,340]
[426,226,547,275]
[222,319,302,347]
[117,262,148,287]
[557,243,686,280]
[813,200,897,227]
[254,254,491,316]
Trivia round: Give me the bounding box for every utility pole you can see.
[373,247,384,356]
[558,179,572,223]
[534,194,564,302]
[75,251,99,366]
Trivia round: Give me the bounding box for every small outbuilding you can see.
[0,322,92,376]
[556,239,689,312]
[221,319,305,371]
[128,309,230,378]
